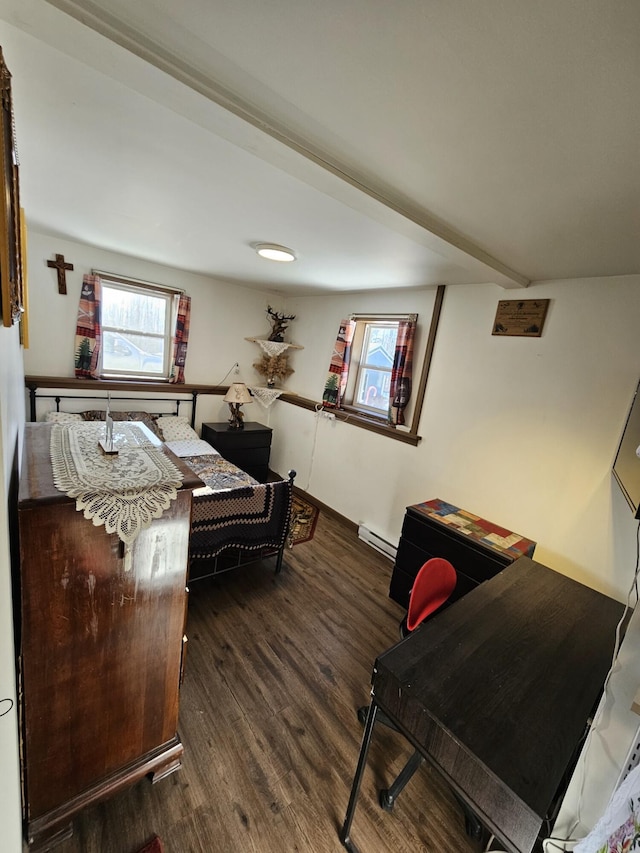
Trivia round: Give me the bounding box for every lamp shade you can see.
[223,383,253,405]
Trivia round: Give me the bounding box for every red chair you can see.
[358,558,457,729]
[357,558,484,839]
[376,559,457,811]
[403,556,457,634]
[357,557,456,725]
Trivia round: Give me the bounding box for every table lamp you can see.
[223,382,252,429]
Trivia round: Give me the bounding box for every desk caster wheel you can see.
[357,705,369,726]
[379,788,395,812]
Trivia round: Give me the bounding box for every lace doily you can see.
[248,386,285,407]
[246,338,302,357]
[50,422,184,544]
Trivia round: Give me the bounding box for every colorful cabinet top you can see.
[409,498,536,561]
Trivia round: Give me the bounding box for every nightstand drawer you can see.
[244,464,270,482]
[207,430,271,451]
[201,422,273,483]
[230,447,270,467]
[226,432,271,449]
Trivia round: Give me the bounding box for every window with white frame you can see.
[347,320,399,416]
[100,277,174,380]
[318,294,442,442]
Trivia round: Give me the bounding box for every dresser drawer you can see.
[395,536,434,579]
[397,520,509,585]
[389,556,478,611]
[395,537,482,594]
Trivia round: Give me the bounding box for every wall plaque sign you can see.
[492,299,550,337]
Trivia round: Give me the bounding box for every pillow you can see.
[44,411,83,423]
[156,416,199,441]
[80,410,163,438]
[163,439,219,458]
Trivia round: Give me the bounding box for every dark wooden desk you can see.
[341,556,624,853]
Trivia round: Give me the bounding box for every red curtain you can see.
[169,294,191,384]
[74,274,102,379]
[388,319,416,426]
[322,319,356,408]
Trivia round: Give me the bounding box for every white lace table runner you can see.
[50,422,184,544]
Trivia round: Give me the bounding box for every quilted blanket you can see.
[182,453,258,492]
[189,478,293,559]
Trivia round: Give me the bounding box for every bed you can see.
[26,385,295,580]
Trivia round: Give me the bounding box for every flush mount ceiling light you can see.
[255,243,296,262]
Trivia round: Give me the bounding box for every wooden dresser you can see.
[16,424,201,849]
[390,498,536,609]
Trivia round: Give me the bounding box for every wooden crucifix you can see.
[47,253,74,294]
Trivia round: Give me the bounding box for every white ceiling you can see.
[0,0,638,294]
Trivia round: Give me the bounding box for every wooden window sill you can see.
[279,393,421,446]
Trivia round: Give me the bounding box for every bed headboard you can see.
[25,376,225,427]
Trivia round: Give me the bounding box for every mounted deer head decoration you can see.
[266,306,296,342]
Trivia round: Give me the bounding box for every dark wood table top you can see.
[372,556,624,853]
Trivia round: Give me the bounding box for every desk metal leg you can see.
[340,700,379,852]
[379,749,425,812]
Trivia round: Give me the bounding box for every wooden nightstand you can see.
[201,422,273,482]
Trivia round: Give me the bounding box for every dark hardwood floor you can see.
[40,512,482,853]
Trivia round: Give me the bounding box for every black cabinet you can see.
[390,498,536,609]
[201,422,272,482]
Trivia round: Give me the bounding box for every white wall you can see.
[268,277,640,603]
[267,285,439,510]
[0,319,26,853]
[23,229,282,428]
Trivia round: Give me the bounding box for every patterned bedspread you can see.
[182,454,293,560]
[182,453,258,493]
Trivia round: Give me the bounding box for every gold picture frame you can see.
[19,207,28,346]
[0,47,23,327]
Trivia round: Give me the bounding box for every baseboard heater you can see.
[357,525,397,561]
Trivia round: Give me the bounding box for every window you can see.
[350,321,399,416]
[343,314,417,421]
[100,278,174,380]
[307,291,445,442]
